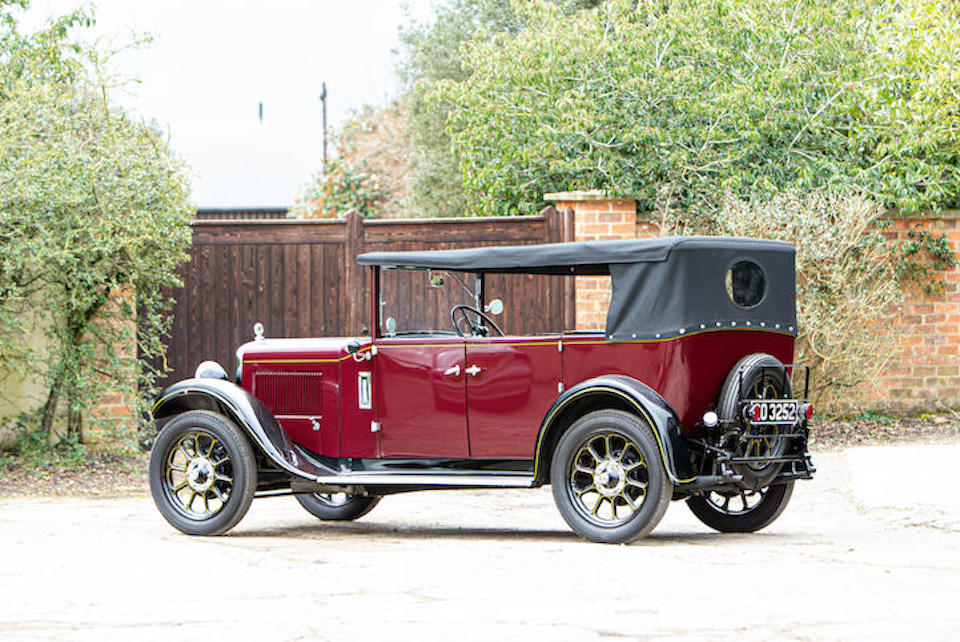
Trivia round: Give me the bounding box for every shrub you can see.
[660,192,904,411]
[436,0,960,218]
[0,2,193,448]
[292,142,385,220]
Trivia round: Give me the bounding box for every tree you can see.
[0,1,193,446]
[292,104,401,219]
[397,0,601,217]
[435,0,960,217]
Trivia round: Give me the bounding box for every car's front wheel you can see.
[295,492,381,521]
[551,410,672,544]
[149,410,257,536]
[686,481,794,533]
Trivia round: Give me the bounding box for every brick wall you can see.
[548,193,635,329]
[871,215,960,410]
[545,191,960,412]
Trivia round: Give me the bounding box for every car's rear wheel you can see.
[295,492,381,521]
[551,410,672,544]
[149,410,257,536]
[718,353,792,486]
[686,481,794,533]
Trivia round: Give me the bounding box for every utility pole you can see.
[320,82,328,174]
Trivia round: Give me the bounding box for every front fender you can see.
[533,375,694,485]
[152,378,314,479]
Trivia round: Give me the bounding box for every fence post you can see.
[343,210,365,333]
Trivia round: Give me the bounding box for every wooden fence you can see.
[154,208,574,386]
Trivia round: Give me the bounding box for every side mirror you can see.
[485,299,504,315]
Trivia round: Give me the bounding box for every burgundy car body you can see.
[237,330,795,460]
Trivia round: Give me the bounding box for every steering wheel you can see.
[450,304,504,338]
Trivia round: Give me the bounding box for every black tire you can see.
[295,493,381,521]
[718,353,791,485]
[551,410,672,544]
[149,410,257,536]
[687,481,794,533]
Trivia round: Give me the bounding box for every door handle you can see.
[465,365,482,377]
[443,364,461,377]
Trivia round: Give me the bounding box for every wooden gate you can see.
[154,208,574,386]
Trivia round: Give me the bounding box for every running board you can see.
[306,472,536,488]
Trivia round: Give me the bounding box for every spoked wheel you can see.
[551,410,671,544]
[296,492,381,521]
[718,353,792,485]
[687,481,794,533]
[149,410,256,536]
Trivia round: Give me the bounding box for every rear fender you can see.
[533,375,695,485]
[152,378,314,479]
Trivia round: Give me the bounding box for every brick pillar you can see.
[85,288,137,447]
[544,191,656,330]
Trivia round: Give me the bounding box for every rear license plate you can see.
[743,400,800,424]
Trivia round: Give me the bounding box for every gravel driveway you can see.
[2,443,958,641]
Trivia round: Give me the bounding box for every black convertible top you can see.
[357,237,797,340]
[357,236,789,274]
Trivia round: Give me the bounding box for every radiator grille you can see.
[253,370,322,416]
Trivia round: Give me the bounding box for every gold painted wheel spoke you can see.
[591,495,605,516]
[573,463,594,475]
[577,485,597,499]
[586,443,603,462]
[214,473,232,484]
[605,435,617,460]
[621,492,637,510]
[212,486,228,503]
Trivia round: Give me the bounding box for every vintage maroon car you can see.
[149,237,815,543]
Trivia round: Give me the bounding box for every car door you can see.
[464,336,563,458]
[375,337,469,457]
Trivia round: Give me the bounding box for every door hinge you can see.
[558,340,563,352]
[370,421,381,433]
[557,382,565,393]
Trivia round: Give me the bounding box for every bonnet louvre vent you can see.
[253,370,322,416]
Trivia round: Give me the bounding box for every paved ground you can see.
[1,443,959,641]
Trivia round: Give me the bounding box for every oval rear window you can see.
[725,261,765,308]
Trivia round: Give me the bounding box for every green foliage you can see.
[398,0,519,217]
[890,223,959,294]
[0,1,193,448]
[9,412,87,469]
[436,0,960,217]
[398,0,601,217]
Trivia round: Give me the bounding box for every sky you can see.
[21,0,436,208]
